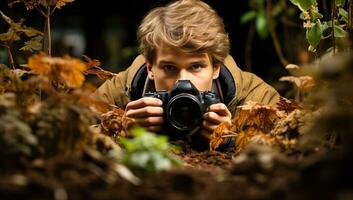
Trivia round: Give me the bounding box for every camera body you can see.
[143,80,220,137]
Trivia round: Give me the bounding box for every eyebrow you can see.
[158,60,175,65]
[157,60,207,66]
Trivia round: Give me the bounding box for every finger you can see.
[146,126,162,133]
[207,103,231,117]
[125,106,164,118]
[203,111,224,124]
[201,120,219,132]
[133,116,164,126]
[199,129,212,140]
[126,97,162,110]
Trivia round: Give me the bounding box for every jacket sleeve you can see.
[236,71,280,106]
[223,55,280,116]
[93,55,146,108]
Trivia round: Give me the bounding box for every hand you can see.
[200,103,232,141]
[123,97,164,133]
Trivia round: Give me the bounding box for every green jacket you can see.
[94,55,280,117]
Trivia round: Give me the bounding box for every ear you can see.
[212,63,221,79]
[146,62,155,80]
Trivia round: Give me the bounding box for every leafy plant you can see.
[210,98,305,154]
[240,0,297,67]
[0,11,43,69]
[119,126,182,174]
[8,0,75,56]
[289,0,351,53]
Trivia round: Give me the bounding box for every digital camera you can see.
[143,80,220,137]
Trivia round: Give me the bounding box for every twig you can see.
[349,0,352,51]
[45,6,52,56]
[332,0,336,54]
[34,5,46,17]
[245,23,255,71]
[1,44,15,69]
[266,0,288,66]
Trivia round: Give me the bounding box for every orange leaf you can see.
[55,0,75,9]
[276,96,300,114]
[27,53,87,88]
[82,55,101,68]
[100,107,130,137]
[28,52,51,74]
[82,55,115,80]
[209,122,230,151]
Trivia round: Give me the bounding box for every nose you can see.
[177,69,188,80]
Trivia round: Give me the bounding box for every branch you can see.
[266,0,288,66]
[332,0,336,54]
[1,44,16,69]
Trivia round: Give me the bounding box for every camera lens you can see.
[166,93,203,131]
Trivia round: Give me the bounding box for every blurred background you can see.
[0,0,313,96]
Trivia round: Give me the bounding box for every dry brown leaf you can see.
[28,52,87,88]
[249,133,277,146]
[82,55,116,80]
[209,122,233,151]
[279,75,315,90]
[100,108,131,137]
[55,0,74,9]
[276,96,300,114]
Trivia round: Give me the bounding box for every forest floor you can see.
[1,139,352,200]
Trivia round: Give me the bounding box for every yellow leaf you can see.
[209,122,230,151]
[60,55,86,88]
[28,52,51,75]
[27,53,87,88]
[55,0,75,9]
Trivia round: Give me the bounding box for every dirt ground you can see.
[1,139,353,200]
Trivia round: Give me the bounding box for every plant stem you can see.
[3,44,15,69]
[45,6,52,56]
[245,23,255,71]
[331,0,336,54]
[266,0,288,66]
[349,0,353,51]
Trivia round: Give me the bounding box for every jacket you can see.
[94,54,280,117]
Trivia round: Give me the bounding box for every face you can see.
[147,48,220,92]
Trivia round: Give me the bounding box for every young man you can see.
[94,0,280,149]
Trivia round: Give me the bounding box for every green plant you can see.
[0,11,43,69]
[289,0,351,53]
[119,127,182,174]
[8,0,75,57]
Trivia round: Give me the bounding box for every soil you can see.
[1,142,353,200]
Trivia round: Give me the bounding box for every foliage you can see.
[0,64,124,168]
[7,0,76,57]
[82,55,116,80]
[289,0,351,53]
[210,98,305,153]
[0,10,43,69]
[119,127,182,174]
[28,52,87,88]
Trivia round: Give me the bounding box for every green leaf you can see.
[297,0,316,11]
[240,11,257,24]
[255,10,269,40]
[20,36,43,52]
[334,25,346,37]
[289,0,299,6]
[311,11,323,21]
[338,8,348,23]
[335,0,346,7]
[306,21,322,48]
[119,126,182,174]
[0,30,21,42]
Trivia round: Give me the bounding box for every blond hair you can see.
[137,0,230,65]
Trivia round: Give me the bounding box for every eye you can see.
[162,65,177,73]
[190,64,203,72]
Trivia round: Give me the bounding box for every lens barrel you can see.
[166,93,203,131]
